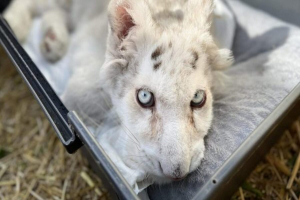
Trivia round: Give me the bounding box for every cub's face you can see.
[104,29,215,181]
[101,0,232,182]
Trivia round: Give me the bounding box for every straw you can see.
[0,46,110,199]
[287,153,300,189]
[232,117,300,199]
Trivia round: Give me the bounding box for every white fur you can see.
[4,0,234,193]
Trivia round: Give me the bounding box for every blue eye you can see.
[191,90,206,108]
[137,89,155,108]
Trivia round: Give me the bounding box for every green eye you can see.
[191,90,206,108]
[137,89,155,108]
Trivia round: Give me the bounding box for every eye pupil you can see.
[191,90,206,108]
[137,89,155,108]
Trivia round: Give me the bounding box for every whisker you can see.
[128,161,144,179]
[124,155,145,158]
[107,108,141,149]
[80,111,103,127]
[70,86,142,150]
[74,102,104,127]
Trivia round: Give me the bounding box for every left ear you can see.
[100,58,129,96]
[108,0,154,42]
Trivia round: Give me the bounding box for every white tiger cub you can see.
[4,0,234,193]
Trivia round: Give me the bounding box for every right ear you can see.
[108,0,153,42]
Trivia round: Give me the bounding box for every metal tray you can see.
[1,3,299,199]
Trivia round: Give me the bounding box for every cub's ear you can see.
[210,48,234,70]
[201,32,233,71]
[108,0,153,41]
[100,59,128,95]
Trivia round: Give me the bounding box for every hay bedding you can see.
[232,119,300,200]
[0,47,109,200]
[0,45,299,199]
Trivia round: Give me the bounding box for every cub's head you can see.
[101,0,232,182]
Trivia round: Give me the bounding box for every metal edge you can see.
[193,83,300,200]
[0,15,82,153]
[0,0,10,13]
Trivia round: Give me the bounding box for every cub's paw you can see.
[40,26,69,63]
[4,9,32,43]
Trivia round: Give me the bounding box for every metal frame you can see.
[194,83,300,200]
[1,6,300,200]
[0,16,82,154]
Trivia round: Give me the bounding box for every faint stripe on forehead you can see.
[151,46,163,60]
[191,51,199,69]
[154,62,162,70]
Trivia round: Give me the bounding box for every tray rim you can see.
[192,83,300,200]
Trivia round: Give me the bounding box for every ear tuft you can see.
[115,5,135,39]
[211,49,234,70]
[108,0,153,42]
